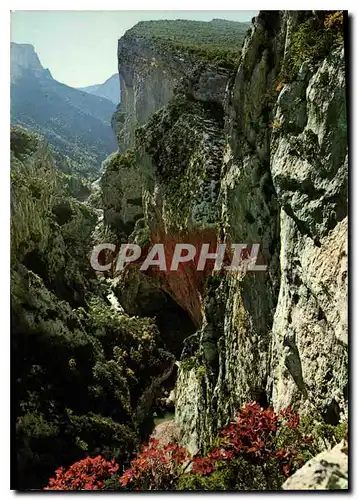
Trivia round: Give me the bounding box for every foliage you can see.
[11,128,99,305]
[279,11,344,83]
[10,126,40,159]
[102,149,136,174]
[100,149,140,237]
[11,137,58,262]
[136,94,223,230]
[191,404,304,474]
[61,172,91,201]
[177,466,233,491]
[298,416,347,451]
[119,439,190,490]
[11,131,173,489]
[126,19,250,70]
[43,401,346,491]
[130,217,151,248]
[179,403,318,491]
[324,11,344,33]
[12,270,171,488]
[44,456,120,490]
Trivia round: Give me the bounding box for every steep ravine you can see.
[100,11,348,457]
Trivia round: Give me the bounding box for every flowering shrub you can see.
[186,402,314,489]
[44,455,119,490]
[45,403,334,491]
[119,438,190,490]
[324,11,343,32]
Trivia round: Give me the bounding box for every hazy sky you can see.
[11,10,258,87]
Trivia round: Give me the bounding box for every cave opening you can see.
[322,400,341,426]
[117,274,198,358]
[23,250,48,282]
[154,293,197,359]
[257,390,269,409]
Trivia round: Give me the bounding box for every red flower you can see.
[44,455,120,491]
[119,438,190,490]
[192,457,216,475]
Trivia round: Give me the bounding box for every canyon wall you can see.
[105,11,348,455]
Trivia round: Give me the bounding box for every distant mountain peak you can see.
[11,42,117,175]
[78,73,120,104]
[11,42,52,80]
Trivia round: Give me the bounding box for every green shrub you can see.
[178,464,233,490]
[125,19,250,70]
[279,11,344,83]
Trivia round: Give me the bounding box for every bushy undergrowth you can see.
[126,19,250,69]
[44,402,347,491]
[279,11,344,83]
[11,129,172,489]
[44,456,120,491]
[119,439,190,491]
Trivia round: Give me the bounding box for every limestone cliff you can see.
[102,11,348,456]
[11,42,52,80]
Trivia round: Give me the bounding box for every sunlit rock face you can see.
[268,45,348,422]
[282,440,348,490]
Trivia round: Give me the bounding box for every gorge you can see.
[11,11,348,491]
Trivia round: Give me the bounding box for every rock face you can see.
[10,42,50,80]
[105,11,348,457]
[268,46,348,421]
[151,421,180,446]
[78,73,121,104]
[282,441,348,490]
[175,12,348,454]
[115,35,186,152]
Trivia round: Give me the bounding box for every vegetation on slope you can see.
[279,11,344,83]
[43,402,347,491]
[11,128,173,489]
[126,18,251,69]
